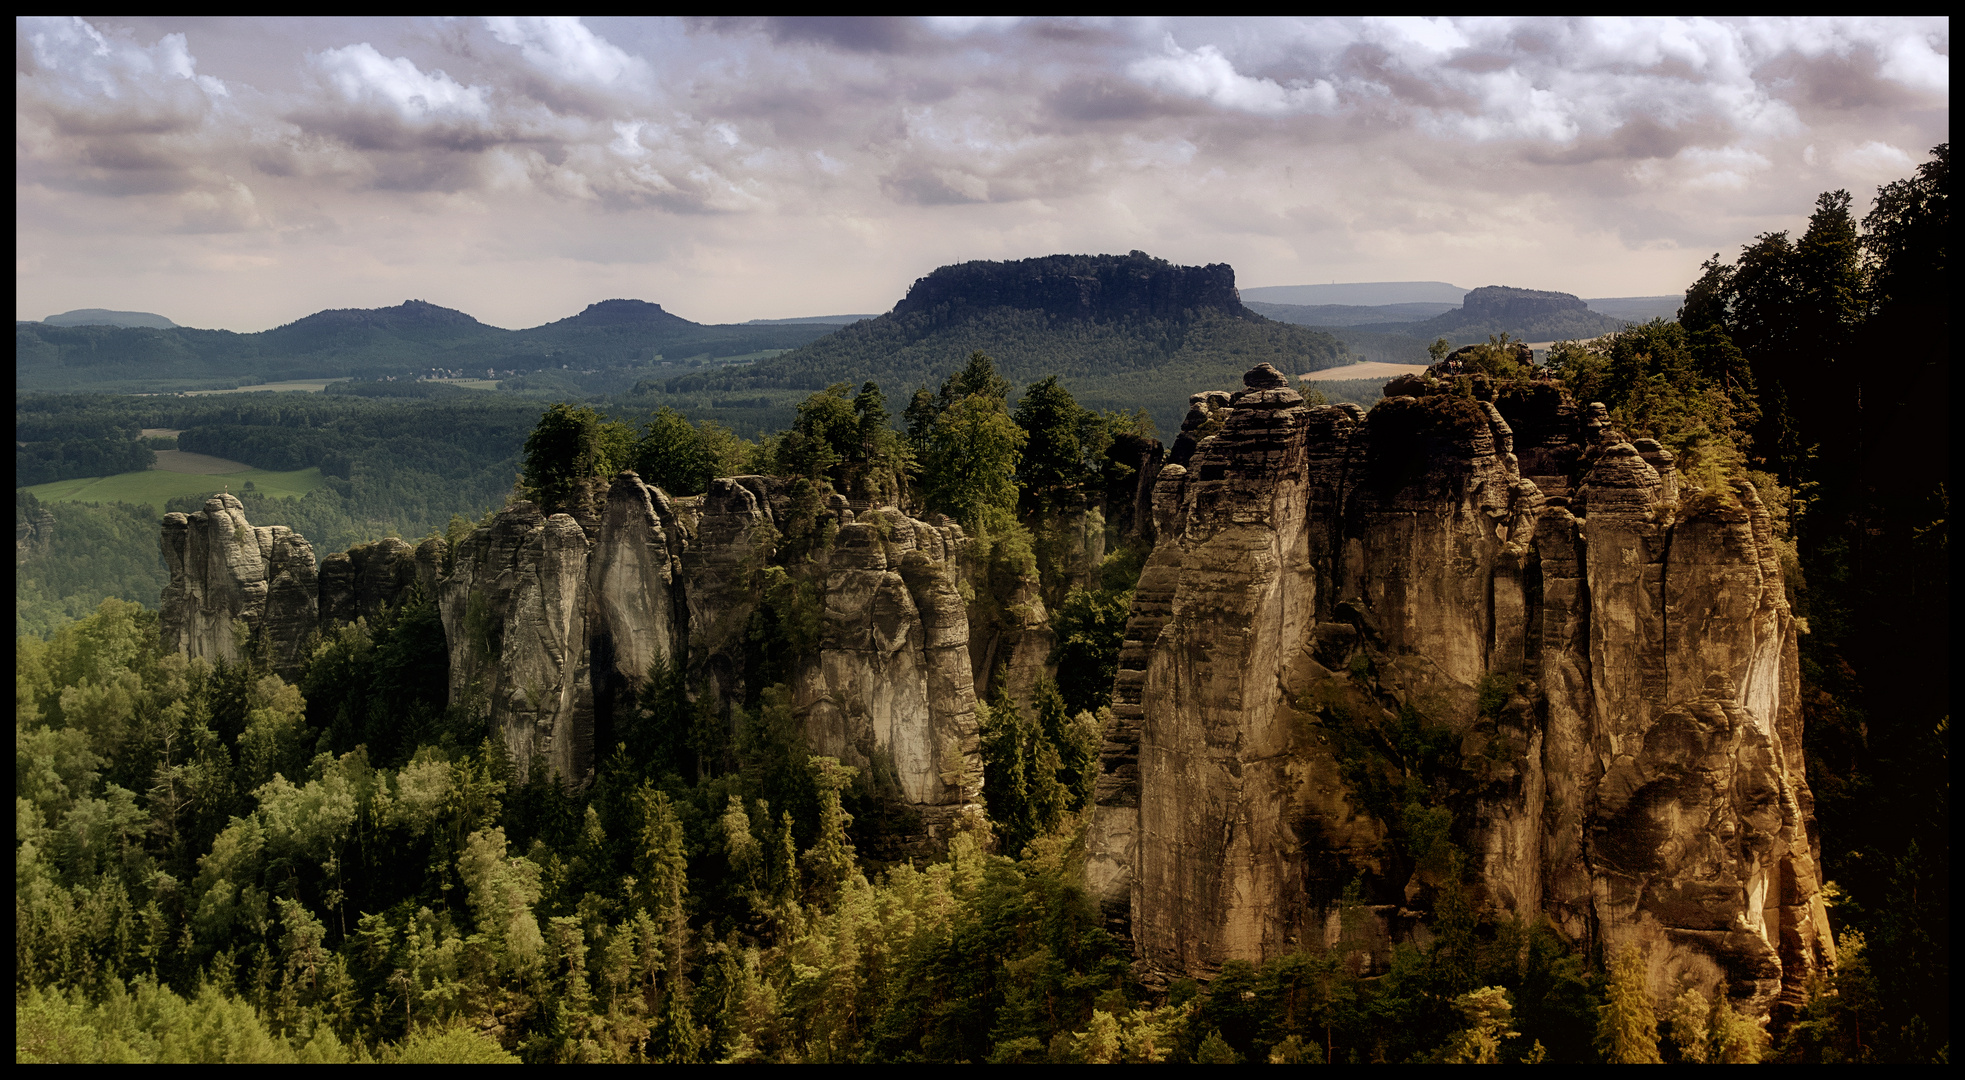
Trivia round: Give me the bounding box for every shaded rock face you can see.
[1086,368,1830,1022]
[894,251,1244,323]
[16,506,56,560]
[160,494,320,680]
[320,538,421,625]
[438,474,983,813]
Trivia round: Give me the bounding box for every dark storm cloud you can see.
[758,17,924,55]
[1044,76,1200,125]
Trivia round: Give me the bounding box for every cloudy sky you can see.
[15,16,1950,330]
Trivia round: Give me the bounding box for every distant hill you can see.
[1240,281,1468,306]
[40,308,178,329]
[746,314,882,325]
[1244,300,1459,325]
[1401,285,1628,341]
[15,298,834,393]
[666,251,1346,434]
[1581,295,1682,323]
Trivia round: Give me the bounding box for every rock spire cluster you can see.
[1086,363,1830,1023]
[160,362,1830,1021]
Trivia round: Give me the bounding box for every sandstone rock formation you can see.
[161,494,320,679]
[437,473,983,823]
[161,477,986,829]
[16,505,56,560]
[161,496,433,679]
[1087,363,1830,1023]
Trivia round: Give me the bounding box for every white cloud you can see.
[13,17,1951,326]
[1360,16,1470,58]
[314,43,488,121]
[483,16,643,87]
[22,15,228,99]
[921,17,1025,37]
[1836,140,1915,175]
[1129,36,1337,115]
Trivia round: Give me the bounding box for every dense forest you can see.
[14,147,1948,1062]
[661,252,1350,435]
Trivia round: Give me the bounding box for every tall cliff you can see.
[1086,364,1831,1023]
[161,494,434,680]
[161,479,986,829]
[435,472,983,820]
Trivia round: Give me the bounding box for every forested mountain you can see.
[1239,281,1468,305]
[1400,285,1627,340]
[663,251,1346,434]
[14,299,834,394]
[38,308,180,329]
[1253,286,1628,342]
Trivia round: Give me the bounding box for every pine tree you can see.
[803,756,860,901]
[1595,945,1662,1063]
[630,783,689,978]
[1441,986,1517,1064]
[1666,986,1712,1063]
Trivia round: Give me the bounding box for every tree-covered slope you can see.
[14,299,834,393]
[664,252,1346,433]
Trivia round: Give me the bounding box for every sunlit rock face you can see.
[160,493,317,679]
[1087,364,1829,1022]
[437,473,982,814]
[164,476,985,822]
[441,501,596,782]
[161,494,437,680]
[793,511,980,809]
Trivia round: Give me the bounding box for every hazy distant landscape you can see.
[14,16,1947,1069]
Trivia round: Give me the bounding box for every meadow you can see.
[23,463,326,512]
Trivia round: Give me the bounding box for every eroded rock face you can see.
[1087,366,1829,1022]
[793,511,980,808]
[438,474,983,811]
[16,506,56,560]
[162,475,985,823]
[320,538,420,626]
[161,494,318,679]
[441,502,595,781]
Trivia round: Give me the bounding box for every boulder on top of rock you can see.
[1243,362,1290,389]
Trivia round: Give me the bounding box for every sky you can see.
[15,16,1950,331]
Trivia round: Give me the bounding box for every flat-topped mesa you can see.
[160,495,430,679]
[1086,364,1830,1024]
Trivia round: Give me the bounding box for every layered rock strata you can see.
[161,495,428,680]
[1087,363,1830,1022]
[437,473,984,817]
[161,479,985,825]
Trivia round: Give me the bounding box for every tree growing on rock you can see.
[522,403,632,512]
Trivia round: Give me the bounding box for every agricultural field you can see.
[1299,360,1428,381]
[22,460,326,512]
[181,379,337,395]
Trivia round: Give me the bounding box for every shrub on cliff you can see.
[520,402,631,511]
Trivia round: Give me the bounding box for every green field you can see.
[23,465,327,512]
[182,379,336,395]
